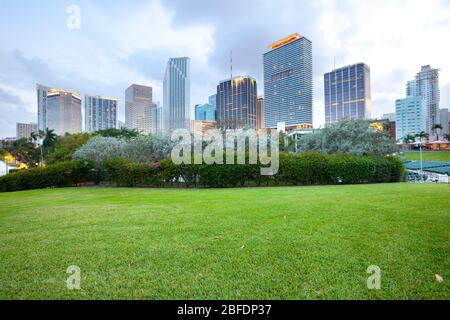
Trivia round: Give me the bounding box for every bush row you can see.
[0,153,405,192]
[0,161,94,192]
[103,153,405,188]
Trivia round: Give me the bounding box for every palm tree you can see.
[444,133,450,142]
[432,124,443,141]
[402,134,416,150]
[415,131,429,143]
[31,128,57,166]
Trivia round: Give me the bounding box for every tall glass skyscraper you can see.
[163,57,191,131]
[216,76,257,129]
[263,33,313,130]
[84,95,117,132]
[324,63,371,124]
[125,84,153,134]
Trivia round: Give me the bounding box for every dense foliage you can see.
[0,161,93,192]
[295,119,397,156]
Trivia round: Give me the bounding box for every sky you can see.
[0,0,449,138]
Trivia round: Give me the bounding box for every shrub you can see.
[101,153,405,188]
[0,161,94,192]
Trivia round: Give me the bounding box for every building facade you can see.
[45,88,82,135]
[84,95,117,133]
[16,123,37,140]
[257,96,264,130]
[395,96,423,141]
[439,108,449,137]
[151,102,163,133]
[37,84,51,132]
[195,103,216,121]
[163,57,191,131]
[263,33,313,130]
[216,76,258,130]
[415,65,440,137]
[324,63,371,124]
[125,84,153,134]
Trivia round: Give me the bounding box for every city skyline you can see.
[1,0,450,137]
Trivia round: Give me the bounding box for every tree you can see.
[295,119,398,156]
[444,133,450,142]
[93,128,140,140]
[402,134,416,150]
[7,138,39,168]
[432,124,443,141]
[415,131,429,143]
[46,133,91,164]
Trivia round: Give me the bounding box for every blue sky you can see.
[0,0,449,137]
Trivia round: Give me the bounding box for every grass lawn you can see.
[404,151,450,162]
[0,184,448,300]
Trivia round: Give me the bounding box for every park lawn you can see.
[0,184,448,300]
[404,151,450,162]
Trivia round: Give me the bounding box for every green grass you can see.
[404,151,450,162]
[0,184,449,300]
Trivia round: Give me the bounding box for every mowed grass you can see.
[0,184,448,300]
[404,151,450,162]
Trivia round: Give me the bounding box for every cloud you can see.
[0,0,449,137]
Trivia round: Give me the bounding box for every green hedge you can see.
[103,152,405,188]
[0,154,405,192]
[0,161,94,192]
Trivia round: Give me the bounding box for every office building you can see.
[163,57,191,131]
[125,84,153,134]
[324,63,371,124]
[45,88,82,135]
[84,95,117,132]
[216,76,257,130]
[439,108,449,137]
[263,33,313,130]
[257,96,264,130]
[16,123,37,140]
[195,103,216,121]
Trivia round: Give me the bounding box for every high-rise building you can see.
[125,84,153,134]
[324,63,371,124]
[195,103,216,121]
[208,94,217,111]
[395,93,424,142]
[415,65,440,136]
[37,84,82,134]
[84,95,117,133]
[163,57,191,131]
[439,108,449,137]
[151,102,163,133]
[263,33,313,130]
[117,120,126,129]
[37,84,51,132]
[16,123,37,140]
[45,88,82,135]
[216,76,257,130]
[257,96,264,130]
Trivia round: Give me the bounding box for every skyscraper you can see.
[263,33,313,130]
[44,88,82,135]
[125,84,153,134]
[216,76,257,130]
[415,65,440,136]
[439,108,449,137]
[16,123,37,140]
[37,84,82,134]
[395,95,423,141]
[84,95,117,133]
[151,102,162,133]
[163,57,190,131]
[257,96,264,130]
[324,63,372,124]
[37,84,50,132]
